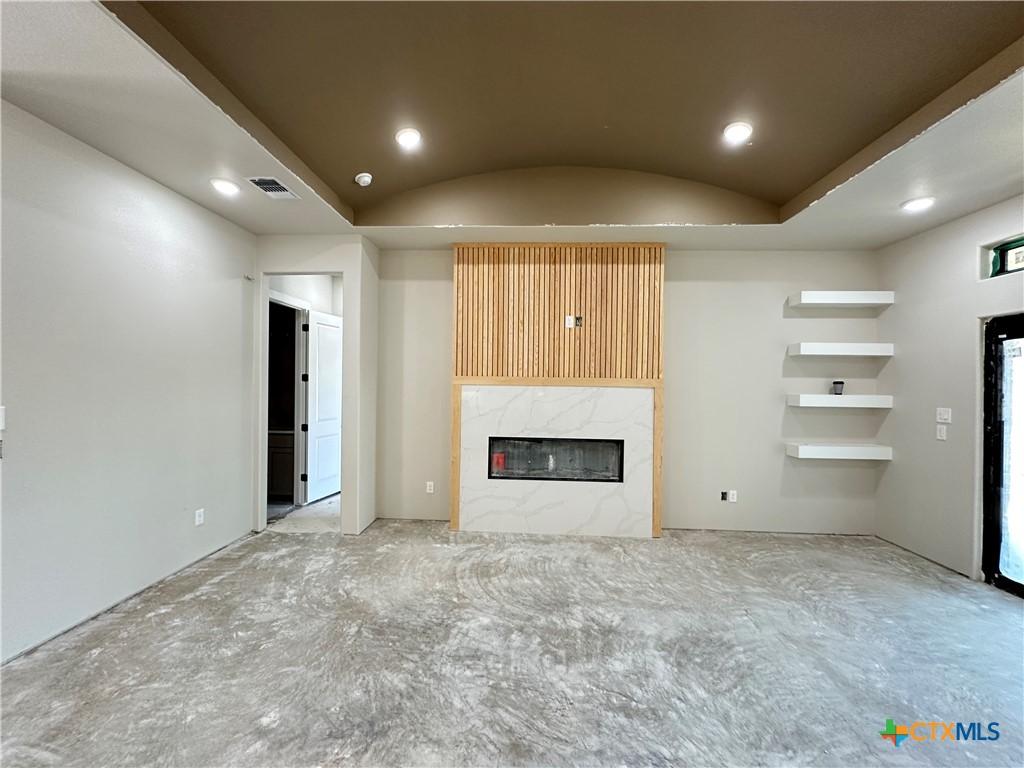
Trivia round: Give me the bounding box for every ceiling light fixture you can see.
[354,172,373,187]
[723,122,753,146]
[900,196,935,213]
[395,127,422,151]
[210,178,240,197]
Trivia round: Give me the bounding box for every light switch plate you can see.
[727,490,738,503]
[936,424,948,441]
[565,315,575,329]
[425,481,435,494]
[936,407,952,424]
[194,508,205,526]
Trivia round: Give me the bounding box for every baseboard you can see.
[1,532,253,665]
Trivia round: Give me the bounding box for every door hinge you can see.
[300,423,308,432]
[301,373,309,382]
[301,323,309,332]
[300,473,308,482]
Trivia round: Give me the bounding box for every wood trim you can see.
[652,382,664,538]
[450,382,462,531]
[450,253,462,531]
[453,242,666,247]
[454,376,661,388]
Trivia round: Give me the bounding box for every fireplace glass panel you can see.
[488,437,624,482]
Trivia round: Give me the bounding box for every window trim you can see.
[989,236,1024,278]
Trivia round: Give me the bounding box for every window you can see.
[989,236,1024,278]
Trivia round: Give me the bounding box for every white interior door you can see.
[305,310,343,503]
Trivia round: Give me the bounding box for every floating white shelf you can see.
[785,442,893,461]
[787,342,894,357]
[786,394,893,409]
[788,290,895,308]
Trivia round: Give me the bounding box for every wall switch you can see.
[565,315,575,329]
[425,481,435,494]
[721,491,728,501]
[936,407,952,424]
[936,424,948,441]
[194,508,205,526]
[727,490,738,503]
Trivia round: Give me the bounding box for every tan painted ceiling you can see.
[115,1,1024,218]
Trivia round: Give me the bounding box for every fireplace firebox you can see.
[488,436,624,482]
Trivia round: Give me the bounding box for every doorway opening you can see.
[983,312,1024,597]
[266,275,343,530]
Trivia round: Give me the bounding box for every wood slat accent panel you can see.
[453,243,664,380]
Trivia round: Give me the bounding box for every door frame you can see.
[254,270,356,536]
[268,290,310,507]
[982,312,1024,597]
[252,239,377,538]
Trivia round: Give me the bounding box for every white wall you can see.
[377,251,452,520]
[268,274,334,313]
[1,102,256,660]
[375,248,886,533]
[664,250,885,532]
[877,197,1024,576]
[253,236,378,534]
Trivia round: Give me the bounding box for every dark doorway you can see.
[268,301,298,512]
[983,313,1024,597]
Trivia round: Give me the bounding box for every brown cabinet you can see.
[267,432,294,501]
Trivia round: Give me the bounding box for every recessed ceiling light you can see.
[900,196,935,213]
[210,178,240,197]
[354,172,373,187]
[723,122,753,146]
[395,127,422,151]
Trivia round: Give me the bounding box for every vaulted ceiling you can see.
[102,0,1024,226]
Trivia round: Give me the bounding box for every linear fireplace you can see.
[489,436,624,482]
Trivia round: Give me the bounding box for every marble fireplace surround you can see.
[458,385,654,538]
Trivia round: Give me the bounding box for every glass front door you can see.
[983,313,1024,596]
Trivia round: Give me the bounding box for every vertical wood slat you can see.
[452,244,662,381]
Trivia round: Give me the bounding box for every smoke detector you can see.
[354,172,373,187]
[246,177,299,199]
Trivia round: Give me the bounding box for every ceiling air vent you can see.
[247,177,299,199]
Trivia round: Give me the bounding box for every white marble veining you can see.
[459,386,653,537]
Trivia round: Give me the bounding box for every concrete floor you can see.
[2,521,1022,767]
[269,494,341,533]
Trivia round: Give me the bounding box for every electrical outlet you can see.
[565,315,575,329]
[727,490,738,503]
[194,508,205,526]
[936,407,952,424]
[425,481,435,494]
[936,424,948,441]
